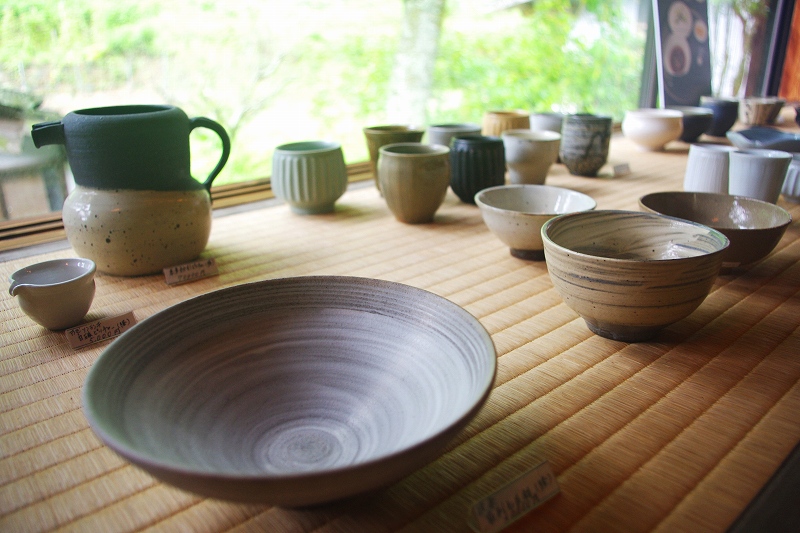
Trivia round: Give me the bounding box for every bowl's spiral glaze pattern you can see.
[83,276,496,506]
[542,210,728,342]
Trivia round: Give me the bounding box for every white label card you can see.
[65,311,137,349]
[470,460,560,533]
[613,162,631,176]
[163,258,219,285]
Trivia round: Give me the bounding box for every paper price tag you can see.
[164,258,219,285]
[65,312,137,349]
[613,162,631,176]
[470,461,560,533]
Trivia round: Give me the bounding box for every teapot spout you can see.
[31,121,66,148]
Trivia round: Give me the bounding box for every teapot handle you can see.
[190,117,231,191]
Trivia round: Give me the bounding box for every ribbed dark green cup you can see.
[449,135,505,204]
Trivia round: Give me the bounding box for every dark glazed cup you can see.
[668,105,714,143]
[699,97,739,137]
[559,114,612,177]
[31,105,230,192]
[449,135,506,204]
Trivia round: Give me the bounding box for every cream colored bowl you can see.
[622,108,684,151]
[475,184,596,260]
[542,210,728,342]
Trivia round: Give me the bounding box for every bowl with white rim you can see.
[83,276,496,507]
[475,184,596,260]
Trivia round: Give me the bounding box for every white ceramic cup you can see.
[501,129,561,185]
[781,154,800,203]
[683,144,736,193]
[728,149,792,204]
[9,258,96,330]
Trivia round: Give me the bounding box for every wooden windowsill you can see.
[0,161,374,254]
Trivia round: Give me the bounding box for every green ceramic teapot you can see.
[31,104,230,191]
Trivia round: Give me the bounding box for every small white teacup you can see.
[728,149,792,204]
[9,258,96,330]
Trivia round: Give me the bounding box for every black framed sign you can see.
[653,0,713,106]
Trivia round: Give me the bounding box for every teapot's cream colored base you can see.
[63,186,212,276]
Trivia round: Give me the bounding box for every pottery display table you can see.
[2,135,800,532]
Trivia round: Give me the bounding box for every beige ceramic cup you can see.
[482,110,530,136]
[363,125,425,191]
[501,129,561,185]
[378,143,450,224]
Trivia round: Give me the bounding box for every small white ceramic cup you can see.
[781,154,800,203]
[9,258,96,330]
[501,129,561,185]
[427,123,481,147]
[728,149,792,204]
[683,144,736,193]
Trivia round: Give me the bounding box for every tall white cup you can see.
[683,144,736,193]
[728,149,792,204]
[501,129,561,185]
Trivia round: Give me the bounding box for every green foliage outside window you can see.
[0,0,644,186]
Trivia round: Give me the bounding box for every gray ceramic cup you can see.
[559,114,613,177]
[427,123,481,147]
[378,143,450,224]
[501,129,560,185]
[529,112,564,133]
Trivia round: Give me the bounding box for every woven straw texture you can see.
[2,136,799,532]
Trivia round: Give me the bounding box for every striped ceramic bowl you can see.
[542,210,729,342]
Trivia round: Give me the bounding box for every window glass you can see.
[3,0,650,223]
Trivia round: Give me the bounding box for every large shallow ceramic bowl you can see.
[542,210,728,342]
[475,184,596,260]
[638,191,791,269]
[83,276,496,507]
[727,127,800,152]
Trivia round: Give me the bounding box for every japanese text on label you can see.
[65,312,137,349]
[163,258,219,285]
[470,461,560,533]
